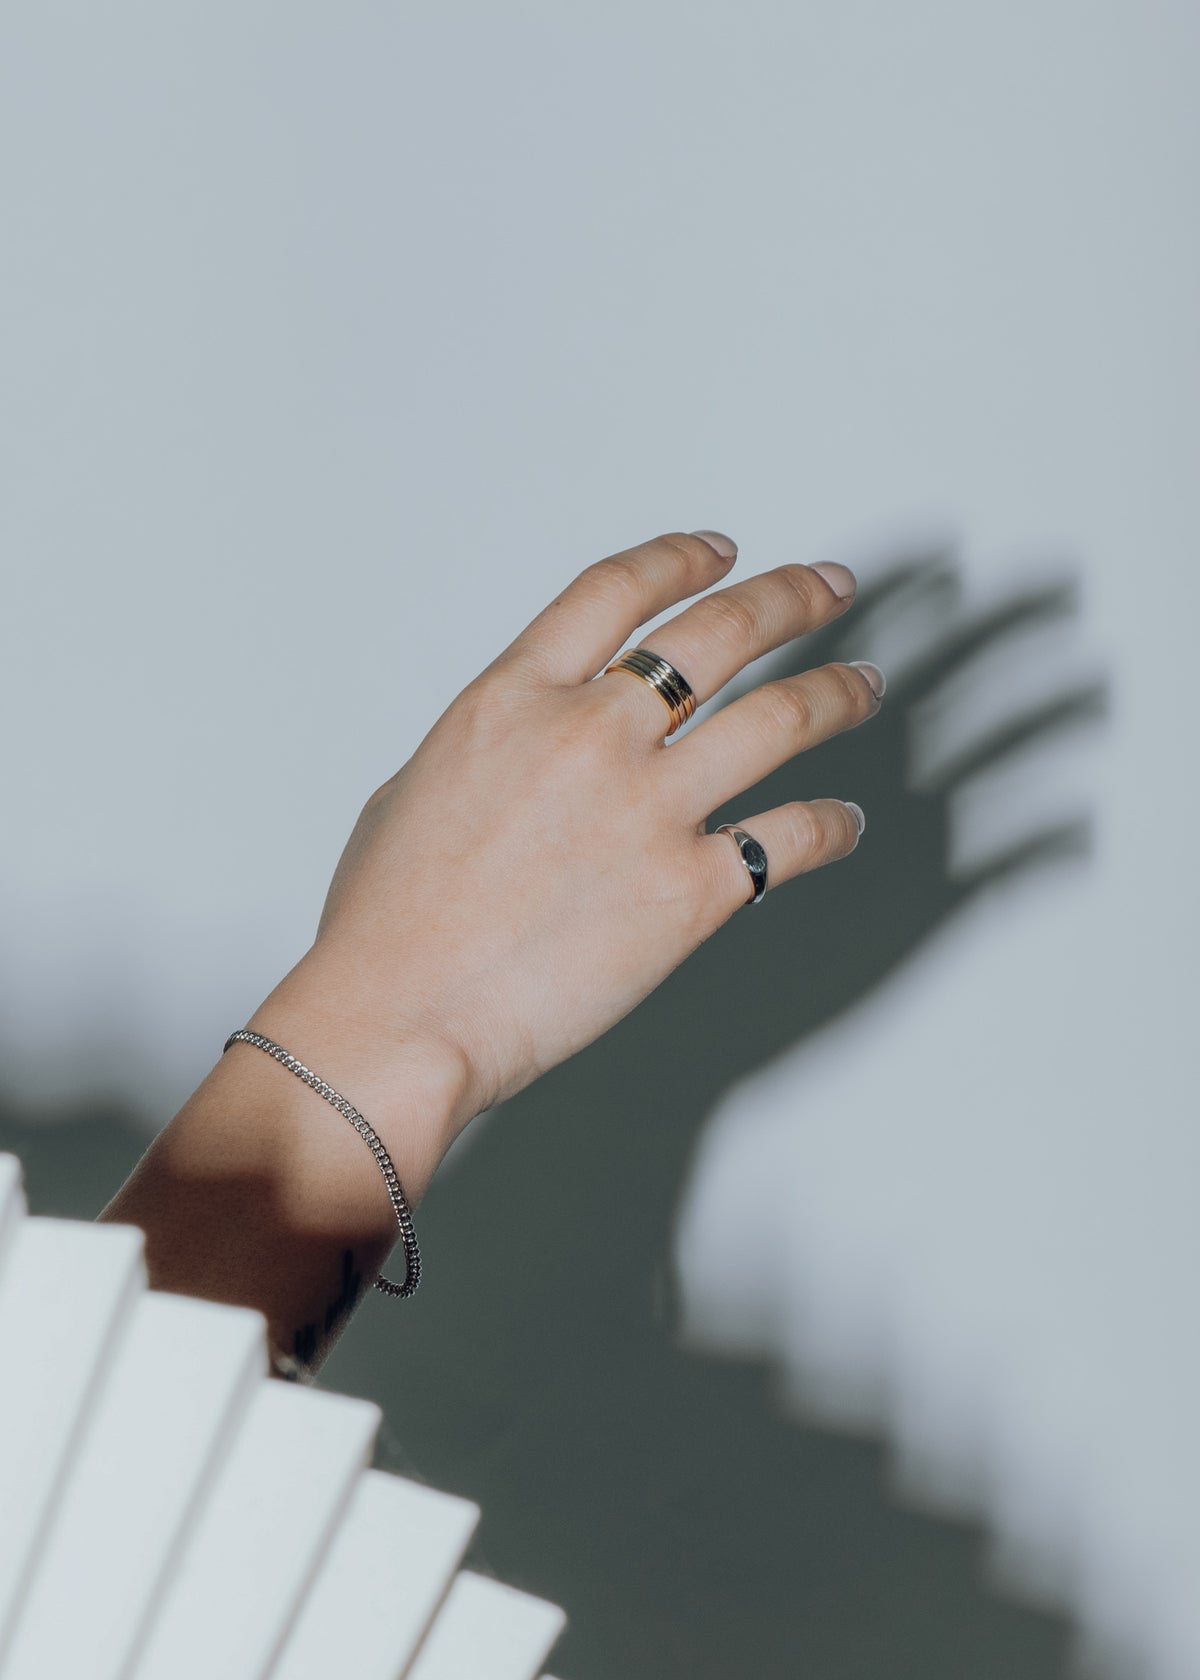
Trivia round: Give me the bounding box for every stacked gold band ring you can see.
[603,647,697,735]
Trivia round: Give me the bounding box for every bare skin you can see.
[98,529,884,1374]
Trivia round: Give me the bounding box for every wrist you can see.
[99,1038,407,1372]
[96,953,475,1375]
[243,949,475,1207]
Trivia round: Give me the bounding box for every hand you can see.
[256,530,883,1165]
[101,528,885,1373]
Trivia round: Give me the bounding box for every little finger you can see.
[703,798,866,914]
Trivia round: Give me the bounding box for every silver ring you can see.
[715,824,768,905]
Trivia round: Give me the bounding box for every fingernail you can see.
[811,561,857,599]
[849,660,886,698]
[689,529,738,561]
[843,801,866,837]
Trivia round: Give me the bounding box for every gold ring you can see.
[603,648,697,735]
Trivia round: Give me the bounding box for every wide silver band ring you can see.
[715,824,768,905]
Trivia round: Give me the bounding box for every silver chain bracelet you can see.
[222,1028,421,1299]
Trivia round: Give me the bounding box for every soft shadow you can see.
[323,547,1108,1676]
[0,548,1110,1678]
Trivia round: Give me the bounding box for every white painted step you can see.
[404,1572,567,1680]
[125,1380,381,1680]
[0,1155,25,1275]
[0,1287,268,1680]
[0,1215,146,1651]
[269,1469,480,1680]
[0,1159,573,1680]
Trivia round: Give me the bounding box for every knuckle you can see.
[778,563,822,614]
[757,679,814,745]
[444,671,536,756]
[361,777,392,817]
[658,530,720,570]
[826,662,875,718]
[696,833,749,916]
[583,553,643,603]
[450,673,500,732]
[621,840,715,947]
[709,589,763,655]
[581,691,639,758]
[781,801,823,857]
[637,852,703,920]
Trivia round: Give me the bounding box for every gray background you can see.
[2,4,1197,1676]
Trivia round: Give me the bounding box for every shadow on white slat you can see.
[0,1211,146,1660]
[124,1380,381,1680]
[404,1572,567,1680]
[268,1470,481,1680]
[0,1155,24,1273]
[0,1161,573,1680]
[0,1290,268,1680]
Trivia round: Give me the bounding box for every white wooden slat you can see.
[403,1572,566,1680]
[0,1155,25,1275]
[0,1288,268,1680]
[0,1159,577,1680]
[0,1217,146,1652]
[125,1380,381,1680]
[269,1469,480,1680]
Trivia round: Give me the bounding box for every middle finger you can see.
[598,560,857,735]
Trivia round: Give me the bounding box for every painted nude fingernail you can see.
[849,660,886,698]
[810,561,857,599]
[843,801,866,837]
[689,529,738,560]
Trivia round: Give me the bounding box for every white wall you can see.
[2,4,1197,1675]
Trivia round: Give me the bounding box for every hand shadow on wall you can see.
[0,548,1109,1680]
[333,546,1108,1679]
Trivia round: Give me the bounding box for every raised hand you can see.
[253,529,884,1170]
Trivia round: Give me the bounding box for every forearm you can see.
[97,960,471,1375]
